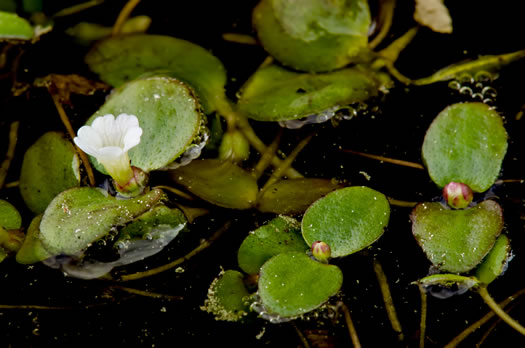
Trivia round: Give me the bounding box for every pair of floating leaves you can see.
[88,76,205,173]
[253,0,370,72]
[238,64,383,122]
[411,200,503,274]
[422,102,508,192]
[19,131,80,214]
[85,34,227,114]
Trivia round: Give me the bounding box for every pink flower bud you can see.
[443,182,473,209]
[312,241,331,263]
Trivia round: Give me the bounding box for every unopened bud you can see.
[443,182,473,209]
[114,166,149,198]
[312,241,331,263]
[218,131,250,162]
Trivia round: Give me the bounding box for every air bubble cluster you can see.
[448,71,498,105]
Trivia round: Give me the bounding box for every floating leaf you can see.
[238,64,382,122]
[39,187,163,256]
[258,252,342,318]
[85,34,227,114]
[422,102,508,192]
[411,200,503,273]
[238,216,308,275]
[256,178,343,215]
[169,159,258,210]
[201,270,251,322]
[88,76,205,173]
[302,186,390,257]
[0,199,22,230]
[19,131,81,214]
[16,215,52,264]
[475,234,512,285]
[253,0,370,72]
[0,11,33,40]
[418,273,480,299]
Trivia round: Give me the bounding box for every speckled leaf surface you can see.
[19,131,80,214]
[475,234,511,285]
[238,216,308,275]
[89,76,204,172]
[169,159,258,209]
[258,252,342,318]
[302,186,390,257]
[238,64,380,121]
[253,0,370,72]
[256,178,343,215]
[422,102,507,192]
[16,215,52,264]
[411,200,503,273]
[40,187,163,255]
[85,34,227,113]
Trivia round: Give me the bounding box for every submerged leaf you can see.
[411,200,503,273]
[0,11,33,40]
[475,234,512,285]
[16,215,52,264]
[253,0,370,72]
[257,178,343,215]
[422,102,508,192]
[169,159,258,209]
[258,252,343,318]
[19,131,81,214]
[238,64,382,121]
[40,187,163,255]
[238,216,308,275]
[302,186,390,257]
[88,76,205,173]
[85,34,227,114]
[0,199,22,230]
[201,270,251,322]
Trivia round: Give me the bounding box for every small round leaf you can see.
[302,186,390,257]
[475,234,512,285]
[0,199,22,230]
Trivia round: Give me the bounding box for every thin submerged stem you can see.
[253,128,283,180]
[112,0,141,35]
[50,93,96,187]
[339,301,362,348]
[0,121,19,190]
[477,286,525,336]
[291,322,311,348]
[417,283,427,348]
[342,148,425,170]
[111,285,183,300]
[387,197,418,208]
[222,33,258,45]
[444,287,525,347]
[117,220,231,281]
[368,0,396,50]
[373,258,404,341]
[154,185,195,201]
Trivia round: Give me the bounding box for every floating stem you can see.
[339,301,362,348]
[417,283,427,348]
[111,285,183,300]
[253,128,283,179]
[342,148,424,170]
[369,0,396,50]
[477,286,525,336]
[373,258,404,341]
[112,0,141,35]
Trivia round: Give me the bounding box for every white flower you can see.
[74,113,142,186]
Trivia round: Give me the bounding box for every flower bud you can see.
[218,131,250,162]
[443,182,473,209]
[114,166,149,198]
[312,241,331,263]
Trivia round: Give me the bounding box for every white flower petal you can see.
[123,127,143,152]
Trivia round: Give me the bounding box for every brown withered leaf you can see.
[414,0,453,34]
[34,73,109,105]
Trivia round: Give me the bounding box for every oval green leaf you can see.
[253,0,370,72]
[238,216,308,275]
[169,159,258,209]
[19,131,81,214]
[0,199,22,230]
[422,102,508,192]
[88,76,204,173]
[258,252,343,318]
[302,186,390,258]
[475,234,512,285]
[0,11,33,40]
[238,64,382,121]
[40,187,163,255]
[85,34,227,114]
[411,200,503,273]
[16,215,53,264]
[201,270,251,322]
[256,178,343,215]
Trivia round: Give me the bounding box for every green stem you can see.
[374,27,419,68]
[341,148,425,170]
[111,285,183,300]
[0,121,19,190]
[339,301,362,348]
[253,128,283,180]
[387,197,418,208]
[373,258,404,341]
[477,286,525,336]
[417,283,427,348]
[112,0,141,35]
[291,323,311,348]
[369,0,396,50]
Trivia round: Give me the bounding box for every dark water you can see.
[1,1,525,347]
